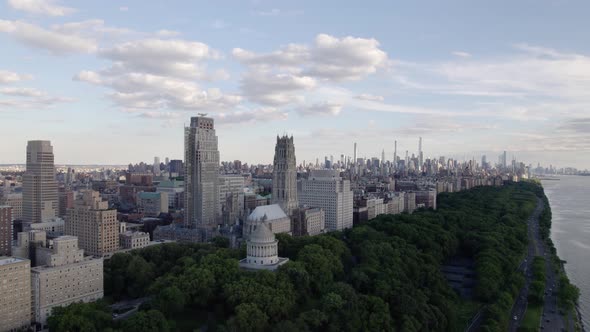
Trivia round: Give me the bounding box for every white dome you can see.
[249,222,275,243]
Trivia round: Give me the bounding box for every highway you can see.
[510,198,569,331]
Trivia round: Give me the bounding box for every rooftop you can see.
[248,204,287,222]
[0,256,27,266]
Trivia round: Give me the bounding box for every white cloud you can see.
[240,70,315,105]
[7,0,75,16]
[0,86,73,110]
[217,107,288,124]
[254,8,281,16]
[354,93,384,102]
[52,19,136,39]
[99,39,217,79]
[298,102,342,116]
[0,70,33,84]
[0,20,97,54]
[232,44,309,68]
[452,51,471,58]
[119,6,128,12]
[155,29,180,38]
[305,34,388,81]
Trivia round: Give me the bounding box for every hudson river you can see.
[543,176,590,327]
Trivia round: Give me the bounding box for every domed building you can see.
[239,221,289,271]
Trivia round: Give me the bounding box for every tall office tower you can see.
[219,175,245,225]
[153,157,161,176]
[0,206,11,255]
[272,135,299,216]
[299,170,353,232]
[393,140,397,170]
[418,137,423,171]
[23,140,58,224]
[502,151,507,169]
[481,155,487,169]
[65,190,119,257]
[405,150,409,165]
[353,143,357,166]
[0,257,31,332]
[31,236,103,326]
[184,115,220,229]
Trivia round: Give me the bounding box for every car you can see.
[113,313,119,318]
[513,315,518,321]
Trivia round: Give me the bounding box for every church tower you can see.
[272,135,298,216]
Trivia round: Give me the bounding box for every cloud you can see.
[234,34,389,82]
[119,6,128,12]
[305,34,388,81]
[217,107,288,124]
[354,93,384,102]
[99,39,217,79]
[254,8,281,16]
[210,19,228,30]
[298,102,342,116]
[77,71,240,111]
[452,51,471,58]
[0,86,73,110]
[0,20,97,54]
[7,0,75,16]
[0,70,33,84]
[52,19,136,39]
[240,70,315,105]
[155,29,180,38]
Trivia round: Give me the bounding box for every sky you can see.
[0,0,589,168]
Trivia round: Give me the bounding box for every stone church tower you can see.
[272,135,298,216]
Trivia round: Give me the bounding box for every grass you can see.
[521,303,543,331]
[455,300,481,332]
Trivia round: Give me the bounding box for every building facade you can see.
[271,135,298,216]
[243,204,291,239]
[299,170,353,231]
[219,175,245,226]
[31,236,103,327]
[0,257,31,332]
[65,190,119,257]
[184,116,220,230]
[137,191,169,217]
[1,193,22,221]
[23,140,58,224]
[120,231,150,250]
[292,206,325,236]
[239,222,288,271]
[0,206,11,256]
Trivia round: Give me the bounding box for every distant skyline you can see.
[1,0,589,168]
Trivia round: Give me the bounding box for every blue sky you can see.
[0,0,589,168]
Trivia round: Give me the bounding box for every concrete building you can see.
[25,218,64,237]
[299,170,353,231]
[0,257,31,332]
[0,206,11,256]
[23,140,58,224]
[272,135,298,216]
[292,206,325,236]
[137,191,168,217]
[119,231,150,250]
[239,222,288,271]
[415,190,437,210]
[404,192,416,213]
[31,236,103,327]
[219,175,245,226]
[244,204,291,238]
[156,180,184,210]
[12,230,47,265]
[65,190,119,257]
[57,187,74,218]
[1,193,22,221]
[184,116,220,231]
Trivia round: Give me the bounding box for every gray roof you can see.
[247,204,287,222]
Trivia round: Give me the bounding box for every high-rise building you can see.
[1,193,22,221]
[58,186,74,218]
[353,143,357,167]
[0,206,12,256]
[271,135,298,216]
[184,116,220,229]
[31,236,103,326]
[219,175,245,226]
[169,159,184,175]
[23,140,58,224]
[153,157,161,176]
[393,140,397,170]
[137,191,169,217]
[0,257,31,332]
[418,137,423,172]
[299,170,353,231]
[65,190,119,257]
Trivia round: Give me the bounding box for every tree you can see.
[154,286,186,315]
[121,310,170,332]
[227,303,268,332]
[47,301,113,332]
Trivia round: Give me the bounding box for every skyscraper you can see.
[418,137,423,171]
[153,157,161,176]
[0,206,12,256]
[393,140,397,170]
[353,142,357,166]
[23,140,58,224]
[184,116,220,229]
[272,135,299,216]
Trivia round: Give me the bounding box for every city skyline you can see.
[1,1,590,168]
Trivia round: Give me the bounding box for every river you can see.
[542,176,590,327]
